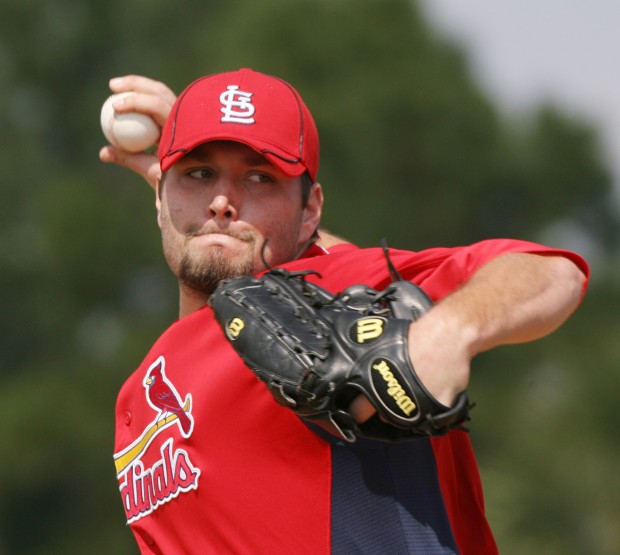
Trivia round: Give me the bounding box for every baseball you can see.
[100,92,160,153]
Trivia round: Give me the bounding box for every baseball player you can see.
[104,69,588,554]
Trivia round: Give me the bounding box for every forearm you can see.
[423,252,584,353]
[408,252,586,405]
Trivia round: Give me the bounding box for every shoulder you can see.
[280,244,446,292]
[281,238,588,299]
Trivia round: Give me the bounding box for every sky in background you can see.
[419,0,620,191]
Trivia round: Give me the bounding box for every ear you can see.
[300,182,323,243]
[155,174,163,228]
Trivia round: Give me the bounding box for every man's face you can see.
[156,140,322,295]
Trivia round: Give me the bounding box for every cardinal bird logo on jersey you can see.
[114,355,200,524]
[143,357,194,438]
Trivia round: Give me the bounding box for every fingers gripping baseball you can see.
[99,75,177,190]
[108,75,176,128]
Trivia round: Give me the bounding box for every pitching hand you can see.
[99,75,177,191]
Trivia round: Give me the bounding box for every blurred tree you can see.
[0,0,617,553]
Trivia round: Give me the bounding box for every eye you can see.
[246,172,276,184]
[187,167,215,180]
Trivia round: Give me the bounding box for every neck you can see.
[178,284,210,319]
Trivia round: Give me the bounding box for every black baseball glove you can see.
[209,268,471,442]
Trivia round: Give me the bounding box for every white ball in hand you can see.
[100,92,160,153]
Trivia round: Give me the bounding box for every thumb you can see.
[99,145,161,191]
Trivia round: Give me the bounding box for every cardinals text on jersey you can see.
[114,356,200,524]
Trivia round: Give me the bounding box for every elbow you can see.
[550,255,588,315]
[519,255,588,343]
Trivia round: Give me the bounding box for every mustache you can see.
[186,227,255,242]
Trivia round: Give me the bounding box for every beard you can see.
[177,240,258,296]
[160,210,307,298]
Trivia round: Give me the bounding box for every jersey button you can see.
[124,412,132,426]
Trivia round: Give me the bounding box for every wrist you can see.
[407,310,473,407]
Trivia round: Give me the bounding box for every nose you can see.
[208,179,239,221]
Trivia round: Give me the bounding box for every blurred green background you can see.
[1,0,618,553]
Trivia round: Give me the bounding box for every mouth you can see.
[187,229,254,248]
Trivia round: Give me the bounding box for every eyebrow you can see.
[185,149,271,168]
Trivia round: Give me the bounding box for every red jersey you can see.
[114,239,589,554]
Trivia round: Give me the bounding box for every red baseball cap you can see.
[158,68,319,180]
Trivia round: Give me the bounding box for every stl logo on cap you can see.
[220,85,255,124]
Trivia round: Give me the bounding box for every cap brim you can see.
[160,135,308,178]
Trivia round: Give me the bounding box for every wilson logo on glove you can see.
[371,359,418,418]
[352,317,385,343]
[226,317,245,340]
